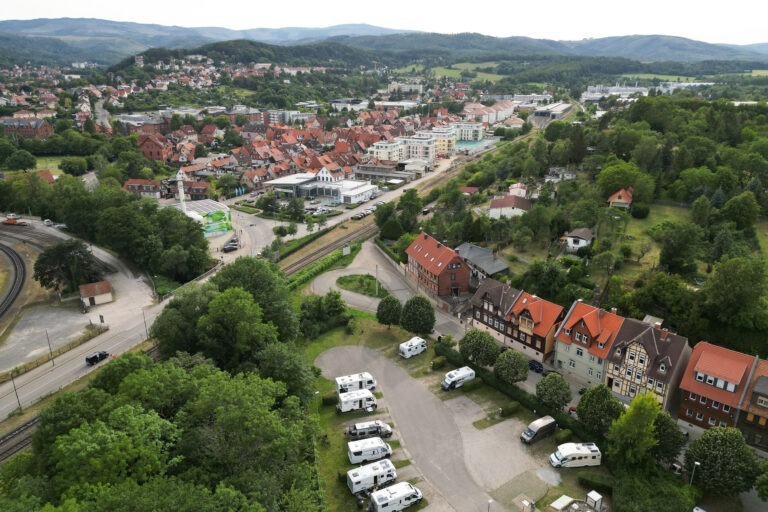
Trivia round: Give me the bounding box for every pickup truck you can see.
[85,351,110,366]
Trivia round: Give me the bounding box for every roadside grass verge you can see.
[336,274,390,298]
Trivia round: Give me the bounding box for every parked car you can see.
[352,213,364,220]
[53,223,67,230]
[43,219,53,226]
[223,244,238,253]
[529,360,544,373]
[375,201,386,206]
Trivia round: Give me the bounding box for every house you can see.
[138,134,173,162]
[562,228,594,253]
[737,359,768,449]
[469,278,521,345]
[405,231,470,299]
[0,118,54,139]
[459,186,479,196]
[123,179,163,199]
[79,281,114,309]
[505,292,565,362]
[554,301,624,385]
[488,195,532,219]
[678,341,757,431]
[454,242,509,288]
[605,318,691,411]
[607,187,633,209]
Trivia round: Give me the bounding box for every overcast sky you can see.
[4,0,766,46]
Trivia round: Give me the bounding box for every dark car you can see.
[528,360,544,373]
[86,351,110,366]
[223,244,238,253]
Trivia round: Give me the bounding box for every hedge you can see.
[577,471,614,495]
[431,356,447,370]
[500,401,520,417]
[374,236,400,264]
[433,342,602,445]
[287,249,346,290]
[322,392,339,406]
[279,226,333,260]
[554,428,572,444]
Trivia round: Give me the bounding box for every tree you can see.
[494,350,528,384]
[607,393,659,468]
[376,295,402,328]
[685,427,760,497]
[535,373,571,410]
[257,343,317,405]
[397,189,423,232]
[702,256,768,330]
[400,294,435,334]
[721,191,760,231]
[5,149,36,170]
[33,239,103,293]
[458,329,498,367]
[651,410,687,466]
[151,283,219,360]
[596,161,656,204]
[90,352,154,395]
[756,458,768,501]
[59,157,88,176]
[576,384,624,436]
[649,221,703,275]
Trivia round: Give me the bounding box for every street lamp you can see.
[487,499,493,512]
[689,460,701,486]
[314,390,320,416]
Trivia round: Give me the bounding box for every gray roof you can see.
[564,227,594,241]
[608,317,690,381]
[470,278,521,317]
[455,243,509,276]
[754,376,768,396]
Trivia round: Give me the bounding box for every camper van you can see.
[347,437,393,464]
[347,459,397,495]
[368,482,422,512]
[549,442,602,468]
[398,337,427,359]
[337,389,378,413]
[336,372,377,394]
[440,366,476,390]
[346,420,393,440]
[520,415,557,444]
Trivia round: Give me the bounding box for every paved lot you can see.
[316,345,558,512]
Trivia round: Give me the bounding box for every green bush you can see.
[280,227,333,259]
[630,203,650,219]
[577,471,614,495]
[554,428,572,444]
[431,356,446,370]
[346,317,357,335]
[338,470,348,483]
[500,401,520,417]
[461,378,483,391]
[322,392,339,406]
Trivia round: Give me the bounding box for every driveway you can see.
[316,345,556,512]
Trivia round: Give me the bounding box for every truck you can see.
[347,458,397,495]
[336,372,377,394]
[440,366,476,391]
[549,442,602,468]
[398,336,427,359]
[345,420,393,440]
[2,216,29,226]
[336,389,378,413]
[520,415,557,444]
[347,437,392,464]
[368,482,422,512]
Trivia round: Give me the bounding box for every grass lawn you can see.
[336,274,390,298]
[35,156,64,174]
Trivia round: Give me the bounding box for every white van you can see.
[336,372,377,394]
[348,437,393,464]
[520,415,557,444]
[368,482,422,512]
[347,458,397,495]
[398,336,427,359]
[337,389,378,413]
[346,420,393,440]
[549,442,602,468]
[441,366,476,390]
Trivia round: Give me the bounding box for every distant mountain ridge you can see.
[0,18,766,66]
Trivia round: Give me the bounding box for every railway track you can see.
[0,416,39,463]
[280,223,379,276]
[0,244,26,320]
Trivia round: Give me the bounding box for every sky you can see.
[4,0,766,46]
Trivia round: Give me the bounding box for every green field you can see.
[34,156,64,174]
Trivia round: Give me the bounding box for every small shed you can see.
[79,281,114,308]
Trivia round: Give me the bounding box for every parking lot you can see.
[317,345,564,512]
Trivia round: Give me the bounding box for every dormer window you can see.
[659,363,666,372]
[615,348,622,356]
[564,328,571,335]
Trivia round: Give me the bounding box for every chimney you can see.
[437,243,442,249]
[654,322,662,330]
[423,233,428,240]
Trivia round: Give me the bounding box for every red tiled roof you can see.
[607,187,633,204]
[680,341,757,407]
[557,301,624,359]
[79,281,112,297]
[405,231,460,276]
[489,195,532,211]
[460,186,479,195]
[741,359,768,416]
[509,292,564,338]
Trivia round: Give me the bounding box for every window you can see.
[706,375,715,385]
[597,372,602,380]
[748,413,755,422]
[712,401,720,410]
[695,373,705,382]
[638,355,646,365]
[626,368,633,378]
[723,405,731,413]
[589,355,595,362]
[475,310,481,319]
[629,351,636,361]
[659,363,666,372]
[719,421,727,427]
[708,417,716,426]
[686,409,693,417]
[575,332,582,342]
[615,348,622,356]
[648,378,654,386]
[613,364,620,372]
[597,358,603,365]
[588,368,594,376]
[696,412,704,421]
[564,328,571,335]
[598,342,605,349]
[689,393,698,401]
[760,417,767,426]
[699,396,707,405]
[630,385,637,396]
[568,360,575,368]
[576,348,584,357]
[656,381,663,390]
[613,380,620,388]
[758,396,768,408]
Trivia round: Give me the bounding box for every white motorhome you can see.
[337,389,378,413]
[398,336,427,359]
[348,437,393,464]
[368,482,422,512]
[346,420,393,440]
[549,442,602,468]
[336,372,377,394]
[441,366,476,390]
[347,458,397,495]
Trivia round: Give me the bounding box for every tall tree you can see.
[535,373,571,410]
[576,384,625,436]
[606,393,659,468]
[376,295,402,328]
[494,350,528,384]
[685,427,760,497]
[33,239,103,293]
[400,294,435,334]
[458,329,498,367]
